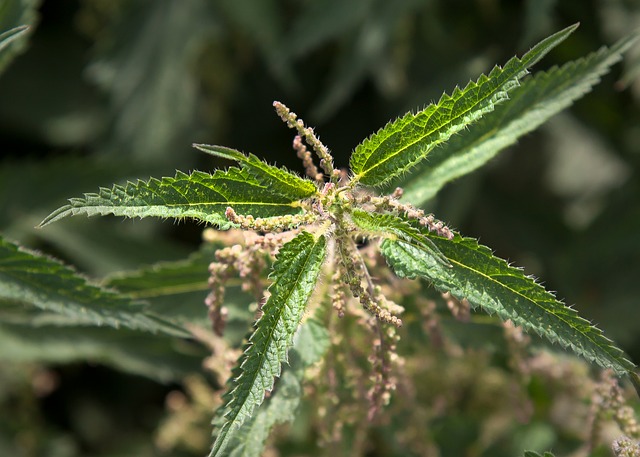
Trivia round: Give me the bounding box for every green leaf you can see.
[0,236,187,337]
[39,168,305,228]
[104,244,217,325]
[227,320,330,457]
[380,230,636,376]
[210,231,327,457]
[350,209,449,265]
[87,0,215,166]
[0,322,203,382]
[524,452,556,457]
[104,244,258,347]
[349,23,578,187]
[0,0,39,74]
[0,25,27,52]
[398,30,640,205]
[194,144,318,200]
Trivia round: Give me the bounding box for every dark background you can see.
[1,0,639,455]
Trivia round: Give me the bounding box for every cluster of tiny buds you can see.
[273,101,335,178]
[205,262,229,336]
[348,262,402,327]
[366,322,400,421]
[420,214,454,240]
[330,269,347,318]
[338,243,402,327]
[442,291,470,321]
[613,437,640,457]
[368,187,454,240]
[225,207,316,232]
[205,232,275,335]
[293,135,323,182]
[594,371,640,439]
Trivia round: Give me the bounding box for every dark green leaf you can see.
[349,24,578,187]
[39,168,305,228]
[380,230,636,375]
[210,231,327,457]
[0,322,203,382]
[194,144,318,200]
[227,320,330,457]
[0,236,187,337]
[399,30,640,205]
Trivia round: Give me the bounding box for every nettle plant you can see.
[39,25,640,456]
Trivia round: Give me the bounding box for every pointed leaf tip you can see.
[399,24,637,205]
[38,169,305,228]
[349,24,577,187]
[195,143,317,200]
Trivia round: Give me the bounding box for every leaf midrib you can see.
[217,235,320,452]
[354,78,510,182]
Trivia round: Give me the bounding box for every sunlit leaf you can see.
[398,30,640,205]
[210,231,327,457]
[227,320,330,457]
[350,24,578,187]
[380,229,636,376]
[194,144,318,200]
[39,168,305,228]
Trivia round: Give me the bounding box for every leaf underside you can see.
[194,144,318,200]
[349,23,578,187]
[210,231,327,457]
[399,30,640,205]
[380,230,635,376]
[39,168,304,229]
[0,236,186,337]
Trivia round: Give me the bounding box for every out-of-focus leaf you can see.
[216,0,292,85]
[0,236,187,337]
[286,0,373,58]
[87,0,216,167]
[519,0,558,47]
[0,0,39,73]
[523,451,556,457]
[312,0,421,121]
[104,245,217,325]
[0,322,203,382]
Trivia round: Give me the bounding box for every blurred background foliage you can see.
[1,0,640,456]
